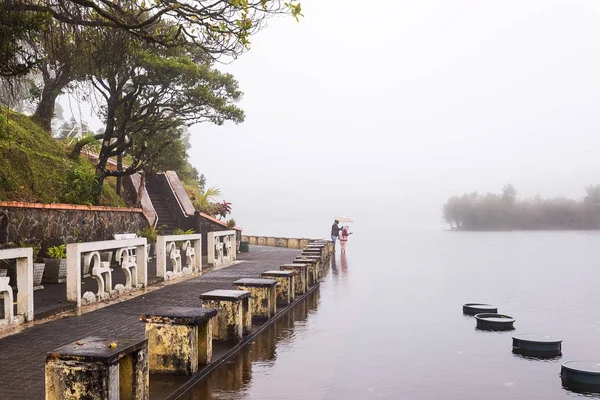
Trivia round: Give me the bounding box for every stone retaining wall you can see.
[0,202,148,250]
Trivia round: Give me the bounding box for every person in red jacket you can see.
[339,225,352,253]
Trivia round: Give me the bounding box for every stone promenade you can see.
[0,246,301,399]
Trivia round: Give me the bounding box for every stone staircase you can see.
[145,186,177,234]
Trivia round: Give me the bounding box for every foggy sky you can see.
[73,1,600,237]
[185,0,600,236]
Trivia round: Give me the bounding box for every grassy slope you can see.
[0,108,124,206]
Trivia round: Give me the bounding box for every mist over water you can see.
[185,231,600,399]
[178,1,600,398]
[185,0,600,235]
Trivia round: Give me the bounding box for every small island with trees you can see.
[442,184,600,230]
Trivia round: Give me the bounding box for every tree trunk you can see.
[70,133,104,158]
[135,171,146,208]
[116,153,123,195]
[93,152,110,205]
[31,88,57,133]
[32,67,72,133]
[93,169,105,205]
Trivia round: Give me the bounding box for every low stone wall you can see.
[0,202,149,251]
[241,235,323,249]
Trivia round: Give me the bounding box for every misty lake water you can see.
[182,230,600,399]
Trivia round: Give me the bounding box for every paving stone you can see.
[0,246,300,399]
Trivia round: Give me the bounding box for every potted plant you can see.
[43,244,67,283]
[139,225,160,258]
[226,219,241,253]
[29,242,45,289]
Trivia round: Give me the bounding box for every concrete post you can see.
[200,290,251,341]
[261,270,295,305]
[281,264,308,295]
[140,307,218,375]
[0,248,34,323]
[233,278,278,320]
[45,337,148,400]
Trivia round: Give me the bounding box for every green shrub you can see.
[60,162,97,205]
[173,228,195,235]
[46,244,66,259]
[139,226,159,243]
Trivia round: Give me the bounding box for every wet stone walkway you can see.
[0,246,301,399]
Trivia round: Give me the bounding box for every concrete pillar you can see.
[140,306,218,375]
[45,337,148,400]
[199,290,251,341]
[233,278,278,319]
[294,258,319,286]
[261,270,295,305]
[0,247,33,323]
[241,296,252,335]
[306,246,326,260]
[280,264,308,295]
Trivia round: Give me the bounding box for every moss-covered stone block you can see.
[261,270,295,305]
[45,336,148,400]
[199,290,251,341]
[140,306,217,375]
[233,278,278,320]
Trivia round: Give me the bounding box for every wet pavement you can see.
[0,246,301,399]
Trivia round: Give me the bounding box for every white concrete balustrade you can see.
[207,230,237,267]
[67,238,148,307]
[0,248,34,325]
[156,234,202,280]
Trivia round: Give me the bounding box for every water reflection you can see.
[181,288,321,400]
[340,251,348,274]
[181,231,600,399]
[330,251,349,278]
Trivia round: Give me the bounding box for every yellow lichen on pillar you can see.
[197,320,213,365]
[199,290,251,341]
[241,297,252,334]
[262,271,295,305]
[145,323,198,375]
[281,264,307,295]
[45,337,148,400]
[233,278,278,320]
[140,306,218,375]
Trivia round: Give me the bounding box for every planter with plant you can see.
[173,229,195,261]
[43,245,67,283]
[139,225,162,258]
[226,219,240,253]
[29,242,45,290]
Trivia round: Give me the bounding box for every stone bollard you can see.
[139,306,218,375]
[296,253,325,281]
[233,278,278,319]
[308,242,328,257]
[199,290,252,341]
[302,250,322,258]
[45,336,148,400]
[293,257,320,286]
[281,264,308,295]
[261,270,295,305]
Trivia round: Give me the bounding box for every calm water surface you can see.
[183,230,600,399]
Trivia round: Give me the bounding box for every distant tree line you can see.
[442,184,600,230]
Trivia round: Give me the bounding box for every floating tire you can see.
[463,303,498,316]
[475,313,515,331]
